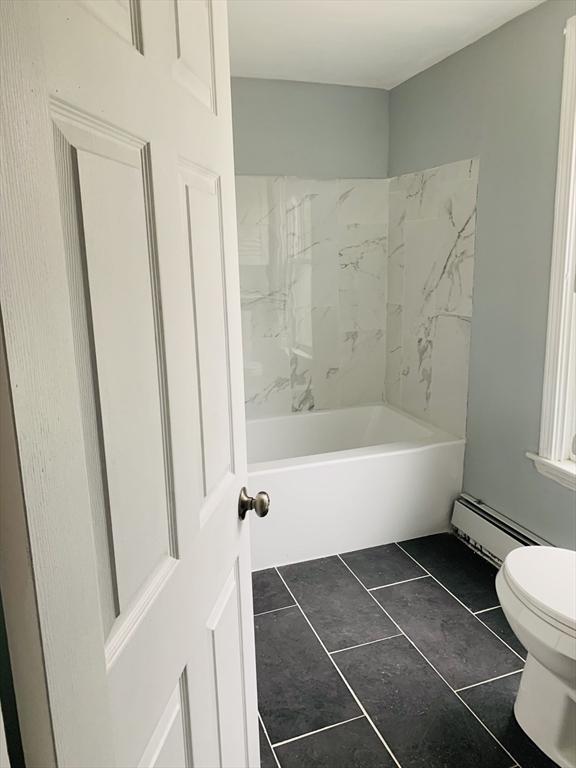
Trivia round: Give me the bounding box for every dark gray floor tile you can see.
[253,568,294,615]
[373,577,523,689]
[461,672,557,768]
[259,721,278,768]
[340,542,426,588]
[477,607,526,659]
[334,635,511,768]
[255,606,360,744]
[274,718,396,768]
[278,557,399,652]
[399,533,499,611]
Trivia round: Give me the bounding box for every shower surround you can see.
[237,177,389,416]
[236,158,478,438]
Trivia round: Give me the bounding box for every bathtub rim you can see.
[246,400,447,429]
[249,436,465,474]
[247,402,464,473]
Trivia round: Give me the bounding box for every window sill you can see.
[526,453,576,491]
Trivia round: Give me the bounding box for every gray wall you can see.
[390,0,576,547]
[231,78,389,178]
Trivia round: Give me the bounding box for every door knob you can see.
[238,487,270,520]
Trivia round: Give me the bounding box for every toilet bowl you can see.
[496,546,576,768]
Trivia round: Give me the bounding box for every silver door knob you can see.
[238,487,270,520]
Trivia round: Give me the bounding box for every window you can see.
[528,16,576,491]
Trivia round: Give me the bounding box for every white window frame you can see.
[528,16,576,491]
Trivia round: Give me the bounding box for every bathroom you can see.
[0,1,574,767]
[229,1,576,767]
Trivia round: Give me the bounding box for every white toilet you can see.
[497,546,576,768]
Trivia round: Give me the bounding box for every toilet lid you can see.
[503,546,576,631]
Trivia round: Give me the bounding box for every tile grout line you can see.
[271,715,365,748]
[258,712,282,768]
[330,633,403,655]
[455,668,523,693]
[274,567,404,768]
[338,554,520,768]
[367,574,429,591]
[337,556,403,632]
[254,603,296,618]
[475,617,526,662]
[394,543,526,663]
[474,605,502,615]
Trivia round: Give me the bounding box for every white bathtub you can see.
[248,404,465,570]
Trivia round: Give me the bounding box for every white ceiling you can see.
[228,0,545,90]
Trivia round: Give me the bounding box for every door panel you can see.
[77,141,173,608]
[187,529,255,768]
[0,1,258,766]
[80,0,143,51]
[181,164,234,498]
[138,676,193,768]
[173,0,216,110]
[208,566,249,768]
[52,109,177,617]
[53,123,121,636]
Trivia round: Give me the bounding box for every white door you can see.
[0,2,260,767]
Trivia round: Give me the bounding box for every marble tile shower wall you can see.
[236,159,478,437]
[236,176,389,416]
[387,158,479,437]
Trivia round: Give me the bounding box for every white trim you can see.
[532,16,576,488]
[526,453,576,491]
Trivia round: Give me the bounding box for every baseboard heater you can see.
[451,493,545,567]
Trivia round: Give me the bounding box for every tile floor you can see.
[253,533,557,768]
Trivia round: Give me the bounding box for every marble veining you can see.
[236,159,478,437]
[386,158,479,437]
[237,176,388,418]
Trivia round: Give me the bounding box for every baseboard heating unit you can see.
[451,494,547,567]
